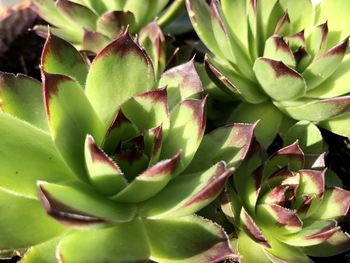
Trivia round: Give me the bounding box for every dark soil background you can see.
[0,13,349,263]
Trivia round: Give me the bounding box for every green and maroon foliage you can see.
[0,30,256,262]
[31,0,175,58]
[187,0,350,147]
[222,140,350,262]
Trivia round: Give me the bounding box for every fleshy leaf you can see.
[186,0,225,61]
[278,220,341,247]
[84,135,127,196]
[306,22,328,58]
[43,72,104,180]
[38,181,136,225]
[145,125,163,166]
[303,230,350,257]
[57,219,150,262]
[0,114,74,198]
[263,36,296,67]
[121,88,169,132]
[159,59,203,110]
[319,111,350,138]
[0,73,48,131]
[282,121,324,154]
[56,0,98,30]
[41,32,89,87]
[240,208,270,248]
[102,107,139,154]
[187,123,255,172]
[31,0,70,27]
[275,96,350,122]
[82,30,110,54]
[312,187,350,220]
[139,22,166,79]
[238,230,271,263]
[256,204,302,235]
[112,153,180,203]
[97,11,136,39]
[160,98,206,173]
[21,236,62,263]
[303,38,349,90]
[264,141,304,178]
[140,162,232,218]
[86,30,155,129]
[253,58,306,101]
[230,101,284,147]
[0,188,64,249]
[144,215,237,263]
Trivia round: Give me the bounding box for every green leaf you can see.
[237,231,271,263]
[305,22,328,58]
[96,11,136,39]
[312,187,350,220]
[0,73,48,131]
[82,30,110,54]
[34,25,83,45]
[101,108,139,154]
[144,215,237,263]
[319,111,350,137]
[317,0,350,47]
[283,121,324,154]
[186,123,255,172]
[275,96,350,122]
[160,98,206,173]
[263,36,296,67]
[256,204,303,235]
[159,59,203,110]
[121,88,169,132]
[303,230,350,257]
[139,22,166,78]
[56,0,98,31]
[306,55,350,98]
[41,32,89,87]
[264,236,312,263]
[186,0,226,60]
[279,0,314,32]
[86,31,155,130]
[278,220,340,247]
[303,38,349,90]
[43,73,104,180]
[0,188,64,249]
[111,153,180,203]
[0,113,74,198]
[229,101,284,147]
[57,219,150,262]
[84,135,127,196]
[254,58,306,101]
[38,181,136,224]
[21,236,63,263]
[31,0,70,27]
[205,56,268,104]
[139,162,232,218]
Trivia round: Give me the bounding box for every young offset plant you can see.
[0,30,256,262]
[222,140,350,262]
[187,0,350,146]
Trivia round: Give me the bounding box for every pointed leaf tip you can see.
[38,182,104,226]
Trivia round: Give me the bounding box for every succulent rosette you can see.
[221,140,350,262]
[30,0,177,58]
[0,29,256,262]
[187,0,350,146]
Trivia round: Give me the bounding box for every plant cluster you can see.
[0,0,349,262]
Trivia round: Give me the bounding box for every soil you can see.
[0,21,349,263]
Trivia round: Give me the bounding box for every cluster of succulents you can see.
[0,0,349,262]
[188,0,350,146]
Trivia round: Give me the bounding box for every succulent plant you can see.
[0,30,256,262]
[31,0,180,52]
[187,0,350,146]
[221,140,350,262]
